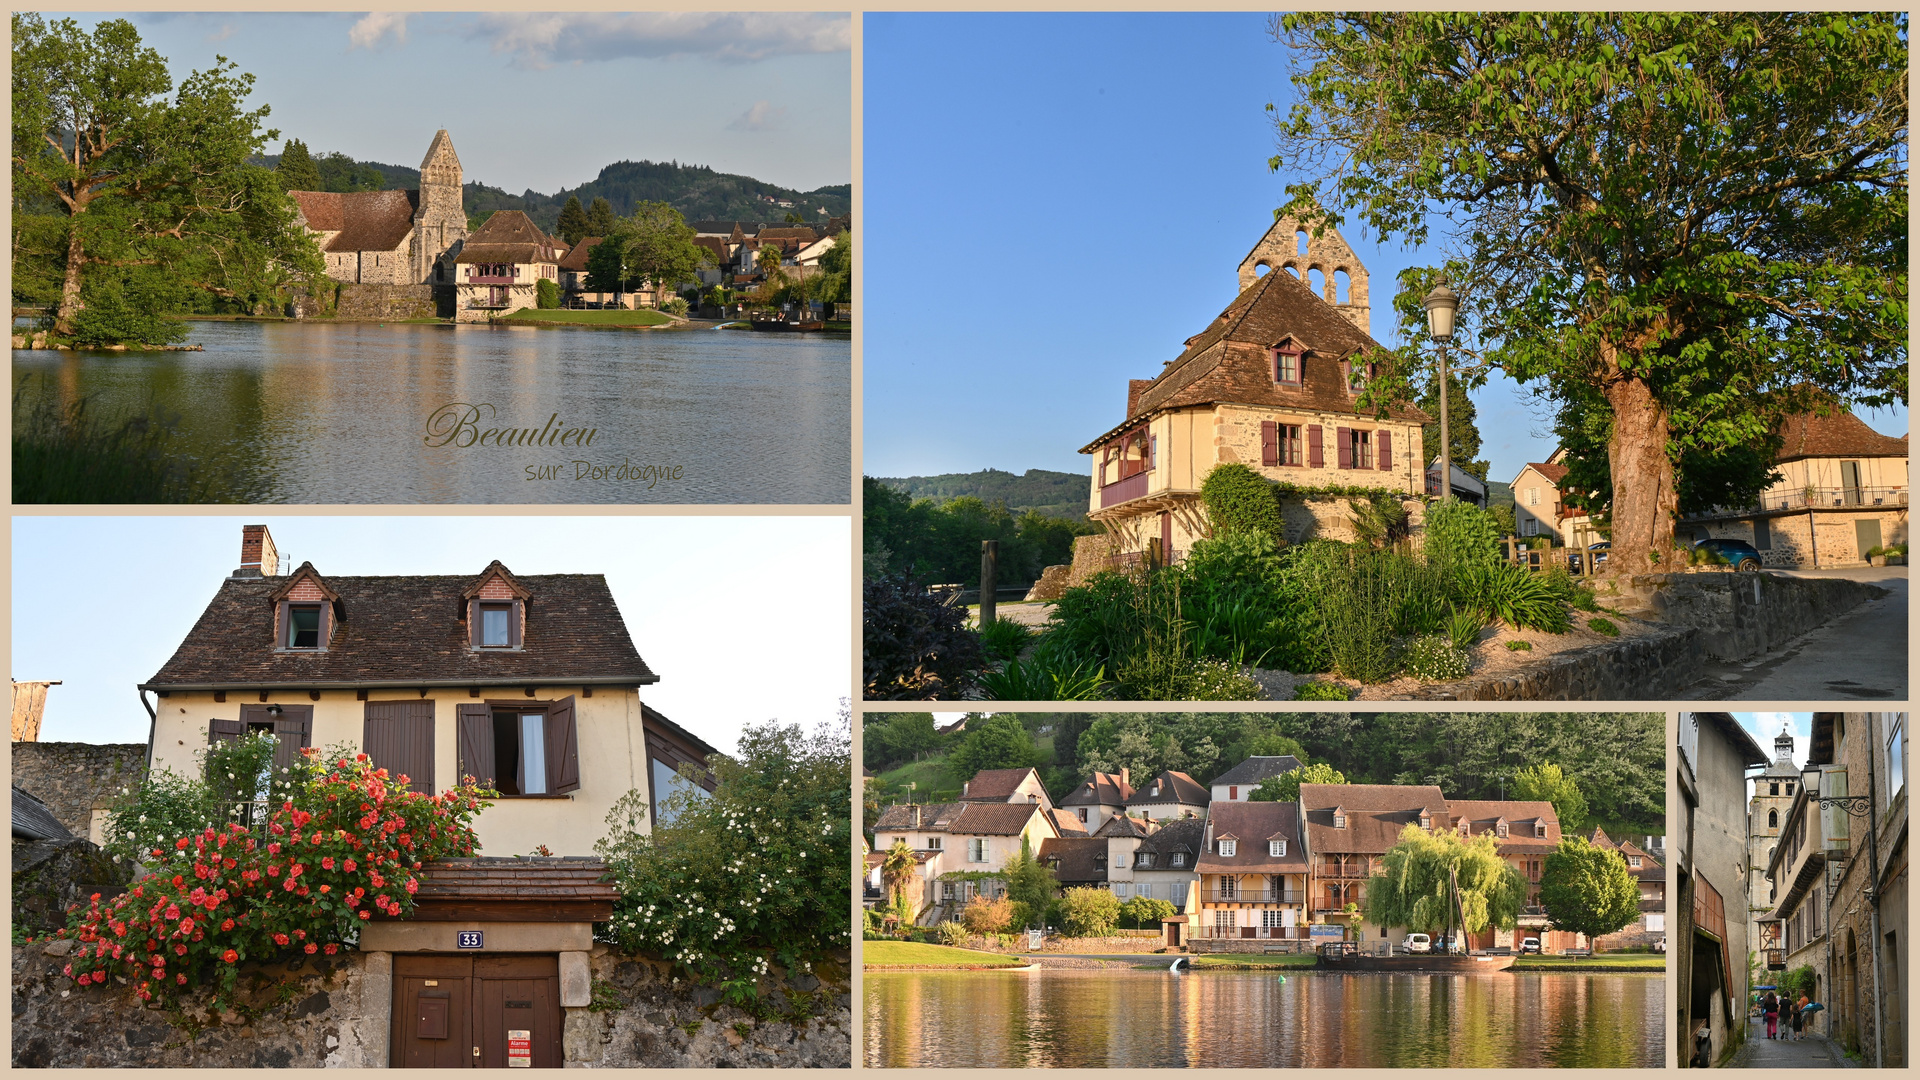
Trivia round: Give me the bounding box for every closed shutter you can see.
[545,696,580,794]
[1148,434,1157,470]
[1308,425,1324,468]
[274,601,287,647]
[1377,430,1392,471]
[1753,517,1771,551]
[366,700,435,795]
[1261,421,1278,466]
[510,600,523,648]
[209,718,246,745]
[467,600,480,648]
[457,704,495,789]
[1336,427,1353,469]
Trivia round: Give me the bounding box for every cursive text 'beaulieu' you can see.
[423,403,597,449]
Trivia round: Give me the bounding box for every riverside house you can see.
[1079,215,1430,565]
[1061,769,1135,832]
[870,785,1059,922]
[1444,798,1569,952]
[1192,800,1310,943]
[453,211,566,321]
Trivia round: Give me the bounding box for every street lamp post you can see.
[1421,284,1459,503]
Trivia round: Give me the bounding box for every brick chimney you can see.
[1120,768,1129,790]
[911,805,921,829]
[237,524,279,578]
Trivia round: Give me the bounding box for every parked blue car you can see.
[1694,537,1764,571]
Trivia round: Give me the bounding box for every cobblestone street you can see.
[1727,1017,1853,1068]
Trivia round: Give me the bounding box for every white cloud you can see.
[727,100,788,132]
[206,23,237,43]
[348,12,407,51]
[470,12,850,68]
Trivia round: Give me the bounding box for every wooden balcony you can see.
[1100,470,1150,508]
[1207,890,1304,903]
[1194,925,1312,940]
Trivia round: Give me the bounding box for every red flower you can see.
[344,859,357,873]
[222,949,238,963]
[358,910,371,920]
[175,837,190,850]
[323,943,339,955]
[177,973,187,985]
[220,919,235,932]
[274,933,290,946]
[304,943,319,955]
[174,944,188,956]
[321,857,335,871]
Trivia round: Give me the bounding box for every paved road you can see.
[1726,1016,1851,1068]
[1681,568,1907,701]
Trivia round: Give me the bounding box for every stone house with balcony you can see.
[1124,768,1210,820]
[1101,815,1205,911]
[1299,782,1449,946]
[1060,769,1134,832]
[1684,407,1909,568]
[1192,801,1309,944]
[452,211,566,322]
[1078,216,1430,565]
[1209,755,1306,805]
[1444,798,1569,952]
[288,129,469,288]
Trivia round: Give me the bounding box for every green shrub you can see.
[664,297,690,316]
[1200,462,1287,547]
[1402,634,1470,681]
[1586,617,1620,637]
[1507,640,1533,652]
[67,266,191,347]
[1446,606,1487,652]
[535,278,561,309]
[1349,493,1413,550]
[1293,681,1350,700]
[1570,586,1600,612]
[1057,886,1122,937]
[976,656,1107,701]
[1424,499,1502,571]
[935,921,969,948]
[1180,659,1265,701]
[978,617,1033,663]
[1468,564,1573,633]
[101,732,285,869]
[1322,548,1406,682]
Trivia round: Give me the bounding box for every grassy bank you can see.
[1183,954,1320,970]
[497,308,675,327]
[863,941,1030,968]
[1513,955,1666,971]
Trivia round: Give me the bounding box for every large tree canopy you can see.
[1538,835,1641,941]
[12,14,320,339]
[1271,13,1907,570]
[1364,824,1528,941]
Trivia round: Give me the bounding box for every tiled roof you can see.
[873,801,964,833]
[455,210,561,264]
[144,570,656,688]
[11,785,70,842]
[1300,783,1448,854]
[1195,802,1307,873]
[1135,817,1205,857]
[1038,837,1108,884]
[1212,756,1308,788]
[1446,799,1561,842]
[755,226,817,243]
[1776,408,1908,461]
[871,800,1044,837]
[1049,809,1090,838]
[1082,269,1429,452]
[290,189,419,254]
[1062,770,1134,807]
[961,767,1039,802]
[558,236,602,271]
[1093,813,1155,839]
[1126,769,1209,808]
[1521,462,1570,486]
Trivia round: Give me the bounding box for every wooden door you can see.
[1856,519,1882,558]
[392,955,561,1068]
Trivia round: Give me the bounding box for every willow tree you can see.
[1364,824,1527,943]
[1270,13,1907,571]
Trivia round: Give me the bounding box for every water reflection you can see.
[13,320,850,504]
[863,970,1663,1068]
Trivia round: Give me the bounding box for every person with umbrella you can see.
[1799,994,1826,1041]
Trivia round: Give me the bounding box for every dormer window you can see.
[464,561,529,650]
[480,603,512,647]
[1171,852,1186,867]
[1535,822,1547,838]
[1218,839,1237,857]
[1137,852,1155,868]
[1272,347,1302,385]
[1346,359,1375,394]
[269,562,338,652]
[288,605,322,649]
[1629,855,1643,869]
[1269,840,1286,857]
[1333,810,1346,829]
[1497,822,1509,838]
[1419,812,1432,830]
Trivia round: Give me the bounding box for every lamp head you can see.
[266,703,284,717]
[1422,283,1459,342]
[1800,764,1821,797]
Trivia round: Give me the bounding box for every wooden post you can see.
[980,540,998,627]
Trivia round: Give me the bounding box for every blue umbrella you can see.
[1801,1002,1825,1014]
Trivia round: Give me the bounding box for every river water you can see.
[12,320,850,503]
[864,969,1664,1068]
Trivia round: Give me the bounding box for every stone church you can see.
[289,129,469,286]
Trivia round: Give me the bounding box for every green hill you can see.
[256,152,850,234]
[1486,479,1514,506]
[874,468,1088,521]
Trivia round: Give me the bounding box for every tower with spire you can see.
[412,129,469,283]
[1746,721,1801,954]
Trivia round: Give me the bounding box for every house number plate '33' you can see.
[456,931,483,949]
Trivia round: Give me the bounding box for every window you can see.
[1786,782,1794,795]
[1535,822,1547,837]
[1768,809,1779,829]
[1351,430,1374,470]
[287,605,322,649]
[1229,786,1239,801]
[1889,715,1906,802]
[1214,910,1235,931]
[1112,882,1131,898]
[1269,840,1287,857]
[1770,781,1780,796]
[1078,807,1088,822]
[892,837,908,849]
[1272,349,1301,384]
[1263,910,1289,930]
[1137,852,1155,869]
[1277,425,1302,466]
[364,700,434,795]
[1219,876,1237,898]
[1171,852,1186,867]
[1218,839,1237,857]
[1629,855,1643,869]
[1497,823,1509,838]
[968,837,989,863]
[1346,360,1373,394]
[456,698,579,798]
[1333,813,1346,829]
[480,604,512,647]
[1646,913,1666,933]
[1418,813,1431,830]
[650,756,711,825]
[926,837,942,850]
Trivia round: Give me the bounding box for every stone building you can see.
[288,129,469,287]
[1078,215,1429,565]
[1683,406,1909,567]
[1747,724,1803,974]
[1676,711,1769,1067]
[451,211,564,321]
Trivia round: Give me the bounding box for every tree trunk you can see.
[54,223,88,336]
[1602,373,1678,574]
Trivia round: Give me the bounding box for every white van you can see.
[1405,933,1432,953]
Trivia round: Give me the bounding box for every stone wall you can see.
[1695,509,1910,569]
[11,741,147,840]
[12,838,134,933]
[11,942,851,1069]
[334,284,438,321]
[1403,624,1702,701]
[1610,571,1885,661]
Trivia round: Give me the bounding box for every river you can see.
[864,969,1664,1068]
[12,320,850,504]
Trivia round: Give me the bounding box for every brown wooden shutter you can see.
[1308,425,1324,468]
[545,696,580,795]
[510,600,523,648]
[1336,427,1353,469]
[457,704,495,789]
[1261,421,1278,466]
[274,601,287,647]
[1377,430,1392,472]
[467,600,480,648]
[366,700,435,795]
[209,718,246,745]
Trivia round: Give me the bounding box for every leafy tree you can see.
[535,277,559,309]
[960,894,1014,935]
[1510,761,1591,833]
[583,237,626,294]
[607,201,709,305]
[947,714,1040,779]
[1200,463,1288,547]
[1364,824,1527,943]
[12,14,318,336]
[1271,13,1908,572]
[816,228,852,304]
[1057,886,1122,937]
[585,195,617,237]
[1000,839,1057,924]
[863,711,945,771]
[1249,762,1346,804]
[1537,835,1640,942]
[1120,895,1177,929]
[556,195,590,245]
[275,138,320,192]
[880,839,918,905]
[312,151,383,193]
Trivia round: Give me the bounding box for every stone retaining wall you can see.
[333,284,439,321]
[1609,571,1885,661]
[1403,624,1701,701]
[10,742,147,840]
[12,943,850,1068]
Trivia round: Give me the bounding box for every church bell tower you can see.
[413,129,468,283]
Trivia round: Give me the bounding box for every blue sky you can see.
[12,516,850,754]
[862,12,1907,487]
[57,12,851,195]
